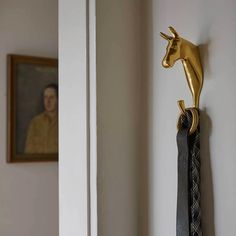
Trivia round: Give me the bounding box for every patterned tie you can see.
[177,110,202,236]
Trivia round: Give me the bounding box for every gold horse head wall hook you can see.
[160,26,203,109]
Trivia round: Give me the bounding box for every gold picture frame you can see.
[7,54,58,162]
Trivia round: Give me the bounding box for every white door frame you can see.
[89,0,98,235]
[59,0,97,235]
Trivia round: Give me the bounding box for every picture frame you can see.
[7,54,58,162]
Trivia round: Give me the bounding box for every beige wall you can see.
[97,0,142,235]
[0,0,58,236]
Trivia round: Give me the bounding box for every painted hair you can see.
[44,83,58,97]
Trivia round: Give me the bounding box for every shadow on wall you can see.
[138,0,153,235]
[199,42,212,79]
[200,109,215,236]
[199,40,216,235]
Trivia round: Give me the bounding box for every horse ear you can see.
[160,32,172,41]
[168,26,179,38]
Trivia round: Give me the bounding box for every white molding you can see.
[88,0,98,235]
[59,0,97,235]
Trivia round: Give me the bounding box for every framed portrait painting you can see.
[7,54,58,162]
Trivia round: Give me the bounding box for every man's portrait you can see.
[8,54,58,162]
[25,84,58,154]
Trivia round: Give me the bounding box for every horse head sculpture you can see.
[160,26,203,109]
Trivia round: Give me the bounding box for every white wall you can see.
[97,0,142,235]
[0,1,58,236]
[97,0,236,236]
[148,0,236,235]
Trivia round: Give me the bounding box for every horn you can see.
[160,32,172,41]
[168,26,179,38]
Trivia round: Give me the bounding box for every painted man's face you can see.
[44,88,58,113]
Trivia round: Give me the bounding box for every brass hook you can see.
[177,100,199,135]
[160,26,203,134]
